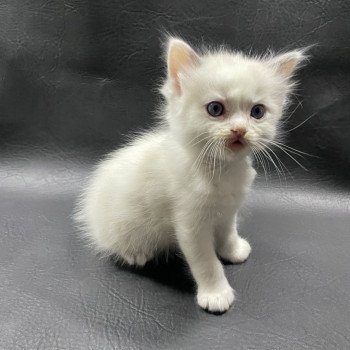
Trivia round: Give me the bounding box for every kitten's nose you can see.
[231,127,247,138]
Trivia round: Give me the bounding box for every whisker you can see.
[192,137,218,177]
[191,135,214,147]
[257,148,277,181]
[192,139,213,174]
[266,142,309,171]
[258,141,285,170]
[286,112,317,133]
[188,132,212,146]
[258,146,284,183]
[256,141,292,182]
[218,140,223,180]
[256,147,269,179]
[264,139,319,158]
[250,144,268,183]
[208,140,218,183]
[283,99,303,123]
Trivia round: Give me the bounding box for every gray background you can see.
[0,1,349,349]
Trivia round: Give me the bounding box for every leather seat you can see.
[1,1,349,349]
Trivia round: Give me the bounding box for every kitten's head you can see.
[161,37,308,161]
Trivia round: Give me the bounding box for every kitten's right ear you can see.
[167,38,200,95]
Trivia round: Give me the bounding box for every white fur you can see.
[74,37,306,312]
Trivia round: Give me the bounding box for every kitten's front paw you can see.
[219,236,251,264]
[197,284,235,313]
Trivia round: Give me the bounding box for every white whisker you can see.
[286,112,317,133]
[283,99,303,123]
[261,140,308,171]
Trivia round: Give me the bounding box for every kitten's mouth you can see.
[225,139,245,151]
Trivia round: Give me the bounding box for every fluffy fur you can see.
[74,37,307,312]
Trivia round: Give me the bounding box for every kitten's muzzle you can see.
[225,128,247,151]
[230,127,247,138]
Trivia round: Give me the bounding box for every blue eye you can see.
[250,104,265,119]
[207,101,224,117]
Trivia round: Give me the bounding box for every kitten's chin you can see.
[223,139,251,161]
[225,139,245,152]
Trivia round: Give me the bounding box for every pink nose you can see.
[231,128,247,138]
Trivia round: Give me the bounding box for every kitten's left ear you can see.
[167,38,200,95]
[271,49,309,79]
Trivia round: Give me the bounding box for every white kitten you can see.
[74,37,307,312]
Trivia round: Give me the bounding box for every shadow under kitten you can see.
[114,252,196,295]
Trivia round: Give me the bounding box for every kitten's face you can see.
[163,38,306,161]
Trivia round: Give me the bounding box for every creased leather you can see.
[0,1,349,349]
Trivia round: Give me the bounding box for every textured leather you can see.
[0,1,350,349]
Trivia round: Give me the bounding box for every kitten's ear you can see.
[271,49,308,79]
[167,38,200,95]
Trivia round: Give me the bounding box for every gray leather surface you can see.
[0,1,350,349]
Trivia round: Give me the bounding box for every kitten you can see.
[75,37,307,312]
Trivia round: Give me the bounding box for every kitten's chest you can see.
[203,163,256,210]
[212,163,255,195]
[209,183,243,211]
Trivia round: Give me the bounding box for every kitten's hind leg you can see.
[122,252,153,267]
[113,224,157,267]
[216,215,251,264]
